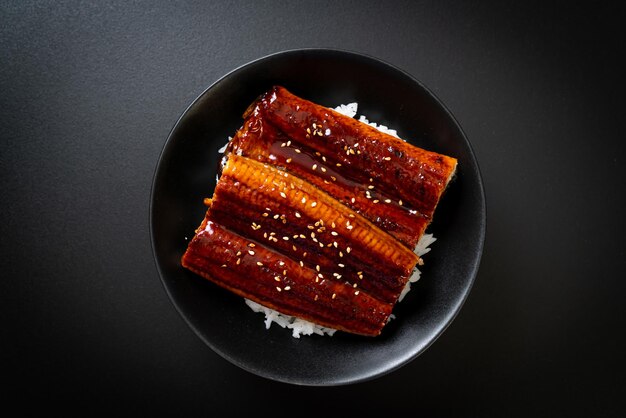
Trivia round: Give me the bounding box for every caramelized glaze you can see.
[228,86,457,248]
[182,87,457,336]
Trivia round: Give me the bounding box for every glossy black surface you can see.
[3,1,625,415]
[151,50,485,384]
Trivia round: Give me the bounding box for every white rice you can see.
[219,102,435,337]
[245,299,337,338]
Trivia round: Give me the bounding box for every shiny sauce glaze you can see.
[183,87,456,337]
[227,86,457,248]
[183,156,418,335]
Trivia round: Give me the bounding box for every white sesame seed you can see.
[385,199,392,203]
[311,202,317,207]
[284,286,291,291]
[276,287,282,292]
[294,149,301,153]
[282,236,289,241]
[280,192,287,198]
[248,250,255,255]
[346,247,351,253]
[295,212,301,218]
[331,231,338,236]
[256,261,263,266]
[312,164,318,170]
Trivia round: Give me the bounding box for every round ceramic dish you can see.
[150,49,486,386]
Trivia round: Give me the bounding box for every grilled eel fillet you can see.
[226,86,458,248]
[182,155,420,336]
[182,87,457,336]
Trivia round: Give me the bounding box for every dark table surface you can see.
[2,1,625,416]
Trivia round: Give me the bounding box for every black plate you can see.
[150,49,486,386]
